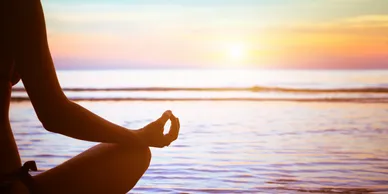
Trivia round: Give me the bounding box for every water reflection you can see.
[10,101,388,193]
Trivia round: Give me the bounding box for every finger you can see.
[166,117,179,142]
[151,136,171,148]
[152,137,170,148]
[157,135,171,148]
[157,110,172,124]
[163,137,171,147]
[158,141,170,148]
[170,112,177,120]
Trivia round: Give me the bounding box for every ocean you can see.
[10,69,388,193]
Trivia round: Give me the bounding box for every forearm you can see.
[40,100,145,147]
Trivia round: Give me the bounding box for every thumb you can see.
[157,110,172,124]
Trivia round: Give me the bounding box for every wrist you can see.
[130,128,148,148]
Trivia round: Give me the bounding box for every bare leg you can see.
[34,144,151,194]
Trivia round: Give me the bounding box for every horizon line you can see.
[54,67,388,71]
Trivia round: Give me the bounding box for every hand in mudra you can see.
[137,110,180,148]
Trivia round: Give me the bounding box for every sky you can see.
[42,0,388,69]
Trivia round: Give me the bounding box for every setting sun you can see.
[229,44,245,60]
[223,43,249,66]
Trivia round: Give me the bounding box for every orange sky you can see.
[43,0,388,69]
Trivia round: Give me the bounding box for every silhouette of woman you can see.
[0,0,180,193]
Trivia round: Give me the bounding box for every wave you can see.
[11,86,388,93]
[10,96,388,103]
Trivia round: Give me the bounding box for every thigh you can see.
[33,143,151,194]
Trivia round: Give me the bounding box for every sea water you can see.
[10,69,388,193]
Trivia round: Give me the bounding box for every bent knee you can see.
[137,146,151,171]
[119,145,151,172]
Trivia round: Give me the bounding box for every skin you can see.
[1,0,180,193]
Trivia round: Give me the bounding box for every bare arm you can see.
[11,0,144,147]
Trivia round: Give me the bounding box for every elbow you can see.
[36,99,69,133]
[38,111,61,133]
[40,117,60,133]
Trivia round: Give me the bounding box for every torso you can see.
[0,47,23,179]
[0,4,29,193]
[0,61,20,86]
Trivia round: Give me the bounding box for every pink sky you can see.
[43,0,388,69]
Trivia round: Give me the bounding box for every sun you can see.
[227,43,246,61]
[219,42,251,67]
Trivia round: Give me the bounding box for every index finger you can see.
[157,110,172,124]
[166,117,180,143]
